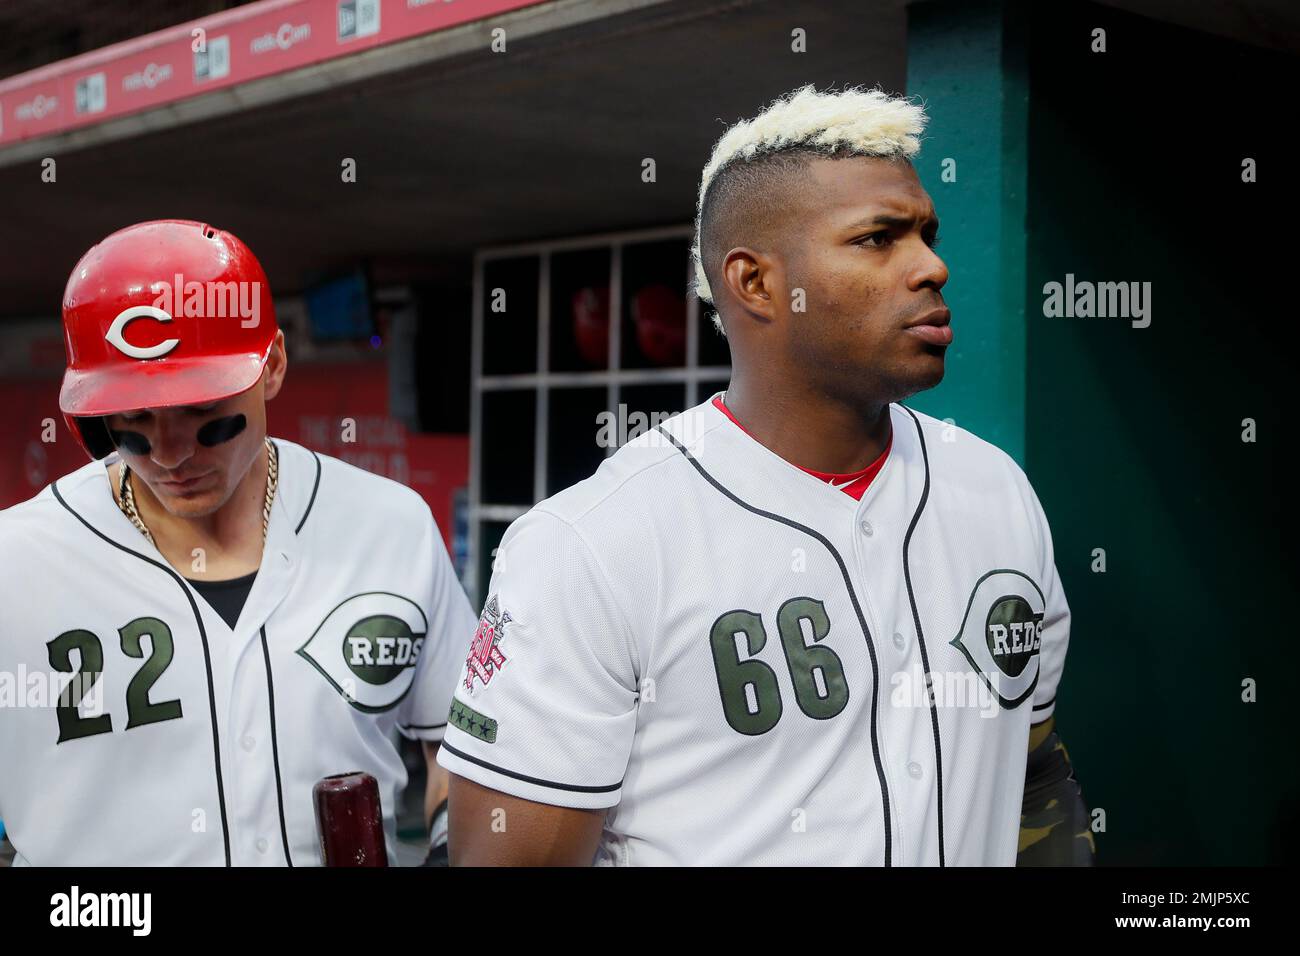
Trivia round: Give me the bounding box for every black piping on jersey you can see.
[288,442,323,535]
[896,403,946,867]
[400,722,448,732]
[657,427,896,866]
[259,626,294,866]
[50,480,233,866]
[1032,694,1056,713]
[440,740,623,793]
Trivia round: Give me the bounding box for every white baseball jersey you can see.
[0,438,475,866]
[438,396,1070,865]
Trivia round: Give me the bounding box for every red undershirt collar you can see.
[711,395,891,501]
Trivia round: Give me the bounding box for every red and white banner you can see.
[0,0,548,147]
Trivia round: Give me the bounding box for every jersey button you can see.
[907,761,923,780]
[255,838,269,854]
[892,631,905,650]
[859,519,874,537]
[241,735,256,752]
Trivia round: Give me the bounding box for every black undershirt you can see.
[185,570,259,631]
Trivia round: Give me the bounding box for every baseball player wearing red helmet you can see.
[0,220,474,865]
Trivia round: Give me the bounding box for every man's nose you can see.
[910,244,949,291]
[149,417,196,470]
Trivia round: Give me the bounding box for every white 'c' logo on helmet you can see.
[105,306,180,359]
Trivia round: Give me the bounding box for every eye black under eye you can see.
[111,430,151,455]
[197,414,247,447]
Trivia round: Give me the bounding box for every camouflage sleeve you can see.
[1017,717,1096,866]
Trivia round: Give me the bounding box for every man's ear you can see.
[263,329,288,402]
[719,247,782,324]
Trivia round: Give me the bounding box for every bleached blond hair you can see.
[692,85,928,331]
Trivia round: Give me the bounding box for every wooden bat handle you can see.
[313,771,389,867]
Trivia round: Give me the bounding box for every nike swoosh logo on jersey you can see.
[828,477,857,489]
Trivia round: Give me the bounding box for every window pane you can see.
[550,248,611,372]
[476,521,511,609]
[621,239,689,370]
[481,390,536,505]
[547,387,608,496]
[481,257,538,376]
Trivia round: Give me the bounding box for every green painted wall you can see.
[906,0,1028,463]
[1021,1,1294,865]
[908,0,1295,864]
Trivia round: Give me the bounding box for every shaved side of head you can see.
[696,148,825,334]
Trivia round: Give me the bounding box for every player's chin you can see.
[902,347,947,391]
[157,485,226,517]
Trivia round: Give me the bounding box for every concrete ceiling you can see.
[0,0,909,319]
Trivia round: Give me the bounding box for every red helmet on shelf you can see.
[572,285,610,367]
[632,283,686,367]
[58,219,278,459]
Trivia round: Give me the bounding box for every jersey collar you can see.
[50,437,316,573]
[710,394,892,501]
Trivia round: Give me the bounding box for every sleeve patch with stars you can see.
[449,698,498,743]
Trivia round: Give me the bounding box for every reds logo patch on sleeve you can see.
[949,569,1046,709]
[465,596,511,694]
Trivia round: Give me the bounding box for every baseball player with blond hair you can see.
[438,86,1093,866]
[0,220,474,866]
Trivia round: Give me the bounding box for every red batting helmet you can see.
[631,283,686,367]
[58,219,278,459]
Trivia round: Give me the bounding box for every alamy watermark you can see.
[149,273,261,328]
[0,666,105,713]
[1042,274,1151,328]
[596,403,687,449]
[890,669,1005,719]
[50,886,151,936]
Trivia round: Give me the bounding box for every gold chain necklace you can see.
[116,437,278,546]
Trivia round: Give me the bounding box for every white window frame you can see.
[469,223,730,600]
